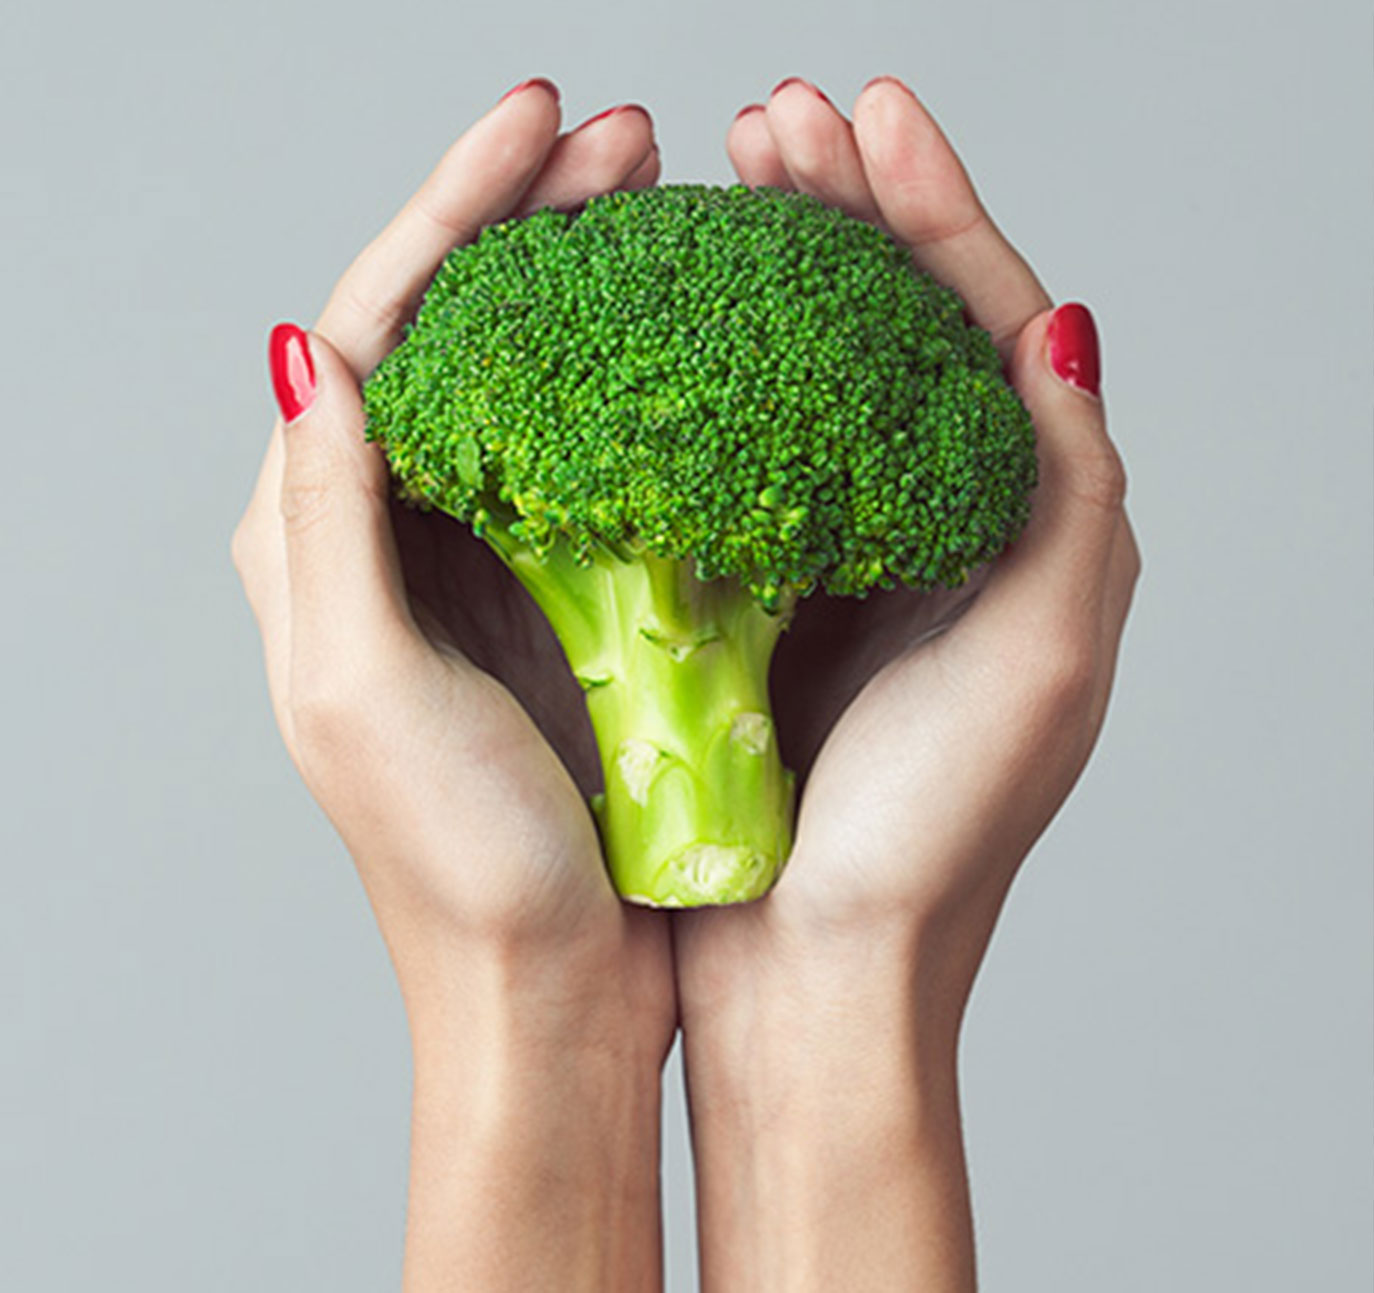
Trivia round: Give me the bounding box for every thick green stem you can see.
[483,522,795,907]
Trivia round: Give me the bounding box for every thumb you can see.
[268,322,418,682]
[956,302,1127,648]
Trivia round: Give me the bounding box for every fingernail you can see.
[771,77,831,106]
[733,103,765,122]
[576,105,616,129]
[862,74,915,98]
[268,322,317,424]
[576,103,649,130]
[1046,303,1101,397]
[500,77,560,105]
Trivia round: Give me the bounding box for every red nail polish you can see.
[500,77,560,105]
[862,74,915,97]
[577,105,618,129]
[771,77,832,106]
[1046,303,1101,396]
[268,323,317,423]
[576,103,650,132]
[733,103,765,121]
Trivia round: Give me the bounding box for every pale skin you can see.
[233,74,1138,1292]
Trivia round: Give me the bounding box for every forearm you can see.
[399,943,668,1293]
[680,921,976,1292]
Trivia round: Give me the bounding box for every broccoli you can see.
[362,184,1036,907]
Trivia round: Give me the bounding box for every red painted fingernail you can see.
[1046,303,1101,397]
[862,74,915,97]
[268,323,316,424]
[734,103,765,121]
[771,77,832,106]
[577,105,618,129]
[500,77,560,105]
[575,103,650,131]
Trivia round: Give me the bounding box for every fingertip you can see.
[268,322,317,425]
[489,76,563,139]
[573,102,652,133]
[1013,303,1104,404]
[1045,302,1102,398]
[770,76,834,109]
[274,325,393,496]
[498,76,561,107]
[1011,304,1125,522]
[853,74,918,129]
[858,74,917,103]
[727,106,790,189]
[289,327,359,404]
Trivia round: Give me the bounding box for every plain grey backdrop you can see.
[3,0,1369,1287]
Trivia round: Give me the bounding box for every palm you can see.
[771,580,981,783]
[391,501,603,794]
[768,578,997,904]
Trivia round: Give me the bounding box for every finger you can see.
[619,141,662,192]
[269,324,423,689]
[763,78,882,223]
[514,104,657,214]
[726,105,792,188]
[958,303,1126,648]
[853,77,1051,356]
[315,79,563,379]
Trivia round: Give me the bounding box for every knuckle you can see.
[229,518,253,577]
[779,137,827,183]
[1122,527,1144,584]
[1120,544,1143,597]
[278,476,332,538]
[341,280,410,336]
[1019,630,1098,723]
[230,512,268,588]
[288,682,370,773]
[1068,442,1129,514]
[288,652,401,774]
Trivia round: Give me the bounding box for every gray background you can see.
[2,0,1369,1288]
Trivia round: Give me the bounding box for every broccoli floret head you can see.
[364,183,1036,906]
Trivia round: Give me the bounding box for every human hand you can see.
[232,81,672,1292]
[675,76,1139,1292]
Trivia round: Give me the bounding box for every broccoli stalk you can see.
[487,515,793,904]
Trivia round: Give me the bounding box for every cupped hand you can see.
[678,77,1140,1029]
[232,82,673,1041]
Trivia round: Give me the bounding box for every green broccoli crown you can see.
[364,183,1036,608]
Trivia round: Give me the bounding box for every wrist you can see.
[676,881,977,1054]
[405,1025,665,1293]
[396,916,674,1293]
[386,888,677,1054]
[680,912,960,1129]
[677,904,977,1293]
